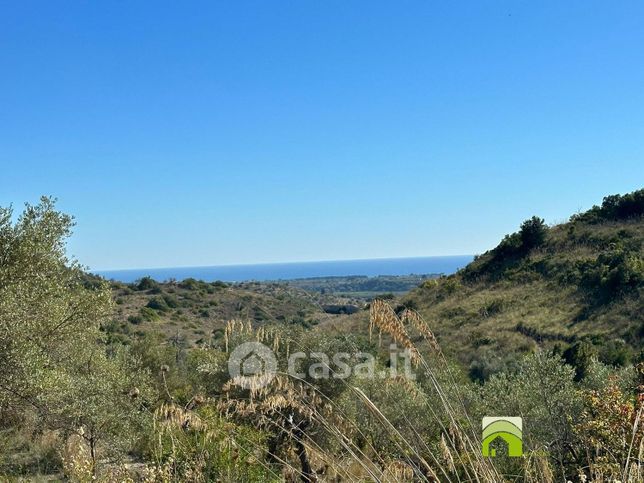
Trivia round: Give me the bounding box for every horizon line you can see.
[92,254,475,274]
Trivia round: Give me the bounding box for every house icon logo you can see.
[228,341,278,389]
[481,417,523,457]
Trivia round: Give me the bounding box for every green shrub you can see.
[139,307,159,321]
[135,276,159,291]
[571,189,644,223]
[441,276,462,294]
[519,216,548,250]
[127,314,144,325]
[179,278,202,290]
[162,294,180,308]
[394,299,418,313]
[563,340,596,381]
[580,245,643,300]
[478,351,582,468]
[146,296,170,312]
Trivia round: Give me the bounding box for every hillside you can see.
[105,277,328,346]
[104,274,443,347]
[284,274,437,300]
[107,190,643,380]
[397,189,644,378]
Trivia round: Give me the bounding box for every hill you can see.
[283,274,438,300]
[107,190,643,380]
[103,274,442,347]
[104,277,327,346]
[396,189,644,379]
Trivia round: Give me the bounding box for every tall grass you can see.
[136,304,643,482]
[222,300,640,482]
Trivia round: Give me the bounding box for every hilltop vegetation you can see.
[0,193,641,482]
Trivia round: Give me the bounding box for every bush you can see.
[478,351,582,468]
[572,189,644,223]
[519,216,548,250]
[162,294,180,308]
[574,379,644,480]
[580,245,643,300]
[127,314,144,325]
[146,296,170,312]
[563,340,596,381]
[139,307,159,321]
[393,299,418,314]
[135,276,159,291]
[441,276,462,295]
[179,278,203,290]
[596,338,633,367]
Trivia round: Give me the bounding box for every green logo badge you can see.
[482,417,523,457]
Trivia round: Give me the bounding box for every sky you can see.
[1,1,643,270]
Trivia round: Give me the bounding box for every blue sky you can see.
[1,1,642,270]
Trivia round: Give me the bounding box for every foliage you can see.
[580,244,643,300]
[136,276,160,292]
[571,189,644,223]
[574,373,644,481]
[146,296,171,312]
[147,404,277,482]
[478,351,582,471]
[1,193,643,481]
[563,340,597,381]
[0,198,154,475]
[519,216,548,251]
[45,347,154,466]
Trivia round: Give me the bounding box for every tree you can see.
[563,341,597,381]
[0,197,104,413]
[478,351,582,479]
[519,216,548,251]
[0,197,153,473]
[44,347,153,468]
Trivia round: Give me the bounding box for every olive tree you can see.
[0,197,153,472]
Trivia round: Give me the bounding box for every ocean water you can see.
[94,255,474,283]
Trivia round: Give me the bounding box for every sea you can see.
[94,255,473,283]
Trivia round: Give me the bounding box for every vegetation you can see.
[0,197,153,477]
[0,191,642,481]
[283,275,440,300]
[107,277,326,347]
[374,189,644,378]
